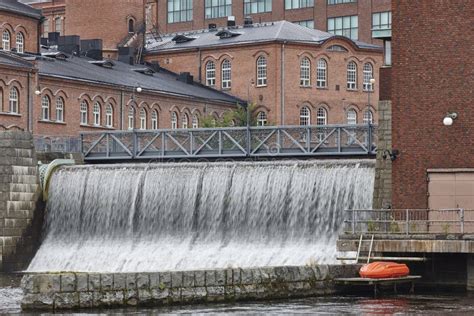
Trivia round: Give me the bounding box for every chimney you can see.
[147,61,160,73]
[129,56,134,65]
[227,16,236,28]
[178,72,193,84]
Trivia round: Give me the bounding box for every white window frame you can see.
[347,61,357,90]
[140,108,147,130]
[256,111,267,126]
[300,57,311,87]
[80,101,88,125]
[41,96,50,121]
[167,0,193,23]
[316,59,327,88]
[55,17,62,34]
[56,97,64,122]
[363,63,374,91]
[2,30,10,51]
[151,110,158,130]
[256,56,267,87]
[205,61,216,86]
[93,102,101,126]
[9,87,18,114]
[205,0,232,19]
[171,112,178,129]
[316,108,327,125]
[347,109,357,125]
[221,59,231,89]
[192,114,199,128]
[363,110,373,124]
[299,106,311,126]
[16,32,24,53]
[43,19,49,38]
[128,107,135,130]
[182,113,189,129]
[106,104,113,128]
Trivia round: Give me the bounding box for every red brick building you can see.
[152,0,391,45]
[146,21,383,126]
[391,0,474,209]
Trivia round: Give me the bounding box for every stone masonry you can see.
[0,131,41,271]
[372,100,392,209]
[21,264,360,311]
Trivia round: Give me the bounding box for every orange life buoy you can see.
[359,261,410,279]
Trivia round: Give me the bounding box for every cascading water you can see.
[27,160,374,273]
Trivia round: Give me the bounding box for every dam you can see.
[28,160,374,273]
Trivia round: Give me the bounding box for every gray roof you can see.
[0,51,34,68]
[37,55,242,105]
[146,20,381,53]
[0,0,42,19]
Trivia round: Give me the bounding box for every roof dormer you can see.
[89,60,115,69]
[215,30,242,39]
[172,34,197,43]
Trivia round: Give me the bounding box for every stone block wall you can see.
[21,265,360,311]
[373,100,392,209]
[0,131,41,271]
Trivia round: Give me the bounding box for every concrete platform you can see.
[336,276,421,297]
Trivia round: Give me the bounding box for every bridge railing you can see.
[344,209,474,235]
[80,124,377,160]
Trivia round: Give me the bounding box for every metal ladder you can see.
[355,234,375,264]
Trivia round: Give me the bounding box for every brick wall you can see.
[0,11,40,53]
[391,0,474,208]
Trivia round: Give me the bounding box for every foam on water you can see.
[28,160,374,272]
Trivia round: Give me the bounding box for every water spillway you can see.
[27,160,374,273]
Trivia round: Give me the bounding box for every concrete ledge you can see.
[21,265,360,311]
[338,238,474,253]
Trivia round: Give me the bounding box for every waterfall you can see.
[27,160,374,273]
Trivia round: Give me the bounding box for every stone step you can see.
[7,201,37,212]
[9,183,38,193]
[11,166,37,176]
[8,192,37,201]
[10,175,38,184]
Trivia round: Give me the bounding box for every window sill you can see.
[80,124,114,130]
[0,112,21,117]
[38,120,66,125]
[346,89,359,92]
[255,85,267,88]
[300,85,312,89]
[316,87,329,90]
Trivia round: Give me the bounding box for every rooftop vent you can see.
[172,34,197,44]
[89,60,115,69]
[132,68,155,76]
[244,16,253,27]
[227,16,236,28]
[215,30,242,39]
[41,51,68,60]
[146,61,161,73]
[177,72,193,84]
[208,23,217,31]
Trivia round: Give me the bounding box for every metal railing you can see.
[344,209,474,235]
[34,136,82,153]
[80,124,377,161]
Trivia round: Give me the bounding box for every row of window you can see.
[2,30,24,53]
[298,106,373,126]
[205,57,374,91]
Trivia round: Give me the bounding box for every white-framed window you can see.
[363,63,374,91]
[140,108,147,130]
[171,111,178,129]
[256,111,267,126]
[372,11,392,30]
[9,87,18,114]
[316,59,327,88]
[128,107,135,130]
[205,61,216,86]
[285,0,314,9]
[347,61,357,90]
[168,0,193,23]
[300,57,311,87]
[299,106,311,126]
[363,110,373,124]
[205,0,232,19]
[256,56,267,87]
[244,0,272,14]
[221,59,231,89]
[106,104,113,127]
[2,30,11,51]
[55,97,64,122]
[16,32,24,53]
[93,102,101,126]
[151,110,158,130]
[192,114,199,128]
[43,19,49,38]
[41,95,50,120]
[55,17,62,34]
[316,108,327,125]
[346,109,357,125]
[294,20,314,29]
[182,113,189,128]
[327,15,358,40]
[80,100,88,124]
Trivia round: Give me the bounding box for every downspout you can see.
[120,90,124,130]
[27,72,32,132]
[280,41,286,125]
[198,48,202,83]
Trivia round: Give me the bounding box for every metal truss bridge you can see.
[81,124,378,162]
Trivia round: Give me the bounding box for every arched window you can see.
[347,109,357,125]
[171,112,178,129]
[256,56,267,87]
[41,95,50,120]
[256,111,268,126]
[182,113,189,129]
[347,61,357,90]
[205,61,216,86]
[363,63,374,91]
[316,108,327,125]
[55,17,62,34]
[363,110,373,124]
[151,110,158,130]
[221,59,231,89]
[9,87,18,114]
[128,19,134,33]
[139,108,147,130]
[192,114,199,129]
[316,59,327,88]
[16,32,24,53]
[93,102,101,126]
[2,30,11,51]
[55,97,64,122]
[106,104,113,127]
[43,19,49,38]
[128,107,135,129]
[299,106,311,126]
[80,100,88,124]
[300,57,311,87]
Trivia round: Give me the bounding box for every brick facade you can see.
[0,10,40,53]
[30,0,65,38]
[146,37,383,126]
[153,0,391,45]
[391,0,474,208]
